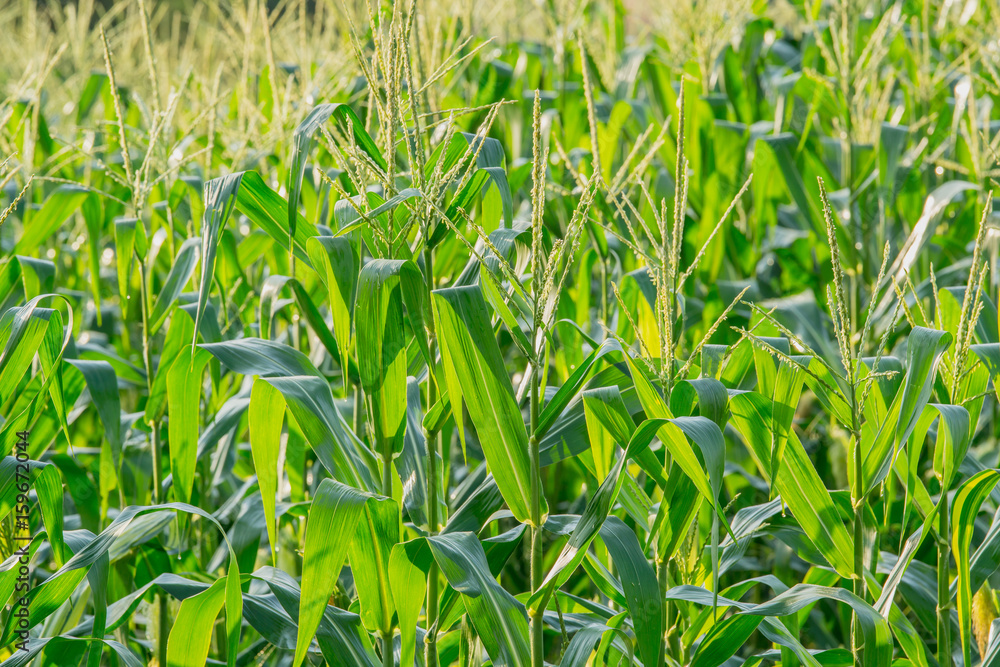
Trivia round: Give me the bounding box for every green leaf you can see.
[15,184,89,254]
[427,531,531,667]
[201,338,323,379]
[769,356,807,483]
[287,104,385,245]
[952,468,1000,667]
[193,173,243,350]
[730,390,855,577]
[149,237,200,334]
[294,479,369,667]
[0,503,241,647]
[235,171,318,266]
[649,463,701,559]
[166,576,227,667]
[166,556,242,667]
[389,539,432,667]
[527,408,660,614]
[357,259,428,462]
[426,133,514,243]
[307,236,359,375]
[351,495,400,634]
[669,377,730,431]
[599,516,663,667]
[582,386,634,480]
[966,506,1000,599]
[481,268,532,358]
[294,479,394,667]
[741,585,892,666]
[166,346,213,504]
[560,626,607,667]
[318,607,383,667]
[65,360,122,474]
[4,638,141,667]
[12,256,55,301]
[690,613,763,667]
[432,285,542,525]
[145,311,195,425]
[752,134,820,235]
[398,377,440,527]
[859,330,951,501]
[882,181,980,296]
[263,375,378,492]
[0,459,64,563]
[621,352,727,530]
[254,568,380,666]
[113,217,140,311]
[259,274,293,340]
[665,583,823,667]
[249,378,285,564]
[536,338,626,439]
[867,327,952,493]
[335,188,423,237]
[0,299,69,407]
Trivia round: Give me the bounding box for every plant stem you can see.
[599,255,609,326]
[425,473,440,667]
[382,629,394,667]
[528,87,547,667]
[852,480,864,657]
[380,429,392,497]
[937,494,951,667]
[153,427,169,667]
[382,452,392,496]
[657,557,670,667]
[354,385,365,440]
[938,374,955,667]
[378,426,394,666]
[529,363,543,667]
[850,373,865,662]
[422,241,440,667]
[139,263,161,503]
[150,424,164,503]
[657,262,681,666]
[138,258,169,667]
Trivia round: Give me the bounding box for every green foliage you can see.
[2,0,1000,665]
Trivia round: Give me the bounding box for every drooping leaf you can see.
[166,346,212,504]
[307,236,359,374]
[293,479,370,667]
[356,259,428,464]
[249,378,285,564]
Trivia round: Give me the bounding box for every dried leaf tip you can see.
[531,90,548,313]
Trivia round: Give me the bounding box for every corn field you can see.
[2,0,1000,665]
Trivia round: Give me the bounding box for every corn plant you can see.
[2,0,1000,666]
